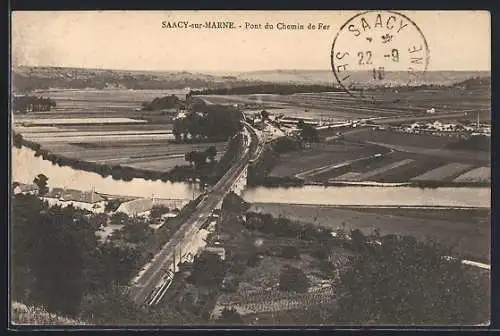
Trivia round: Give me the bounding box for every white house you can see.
[42,188,106,213]
[116,198,155,216]
[116,197,189,217]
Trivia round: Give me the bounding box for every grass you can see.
[369,157,448,183]
[11,302,86,326]
[269,142,381,178]
[248,203,490,263]
[454,167,490,183]
[344,129,460,149]
[411,163,474,182]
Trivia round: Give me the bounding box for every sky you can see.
[11,10,491,72]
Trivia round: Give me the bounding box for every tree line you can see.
[184,146,217,169]
[141,94,181,111]
[11,190,206,324]
[12,95,56,113]
[241,210,489,324]
[190,83,342,96]
[173,101,243,143]
[12,71,266,92]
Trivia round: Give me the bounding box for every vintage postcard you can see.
[10,10,491,327]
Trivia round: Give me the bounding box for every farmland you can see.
[12,89,228,177]
[262,126,490,185]
[206,201,354,321]
[202,76,490,187]
[248,203,490,263]
[202,76,490,122]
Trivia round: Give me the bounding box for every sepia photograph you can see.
[10,10,491,327]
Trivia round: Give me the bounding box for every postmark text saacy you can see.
[331,10,430,101]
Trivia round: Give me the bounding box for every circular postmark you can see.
[331,11,430,103]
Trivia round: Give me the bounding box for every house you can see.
[204,246,226,261]
[13,182,39,195]
[116,198,155,216]
[42,188,106,212]
[116,197,189,217]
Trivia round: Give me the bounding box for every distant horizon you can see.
[12,12,490,73]
[13,65,492,75]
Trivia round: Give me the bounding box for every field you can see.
[266,127,490,184]
[204,76,490,122]
[235,70,490,86]
[205,78,489,185]
[12,73,491,184]
[249,203,490,263]
[268,142,384,178]
[454,167,491,183]
[13,89,227,173]
[211,215,353,319]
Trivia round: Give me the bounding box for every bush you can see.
[334,235,490,324]
[281,246,301,259]
[278,265,309,293]
[150,205,169,219]
[216,308,244,324]
[273,137,299,154]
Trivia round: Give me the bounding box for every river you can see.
[241,185,490,208]
[12,146,490,208]
[12,146,203,200]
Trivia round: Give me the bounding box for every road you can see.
[129,121,261,305]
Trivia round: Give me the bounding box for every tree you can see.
[192,151,207,169]
[89,213,108,230]
[334,236,490,324]
[33,174,49,196]
[297,119,305,129]
[216,307,244,324]
[110,212,129,225]
[350,229,367,251]
[121,218,152,244]
[281,246,301,259]
[11,196,101,317]
[150,205,169,219]
[274,137,299,154]
[261,110,270,121]
[185,151,196,166]
[300,124,319,142]
[187,251,225,287]
[205,146,217,163]
[104,199,121,212]
[13,133,23,148]
[278,265,309,293]
[79,285,147,324]
[173,127,182,143]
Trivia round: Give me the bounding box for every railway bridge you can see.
[129,123,261,306]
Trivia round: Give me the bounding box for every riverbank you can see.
[13,135,196,182]
[248,202,490,264]
[242,185,490,208]
[12,133,240,185]
[311,180,490,188]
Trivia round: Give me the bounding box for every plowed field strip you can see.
[352,159,415,181]
[411,163,474,182]
[453,167,491,183]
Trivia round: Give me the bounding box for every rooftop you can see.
[45,188,105,203]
